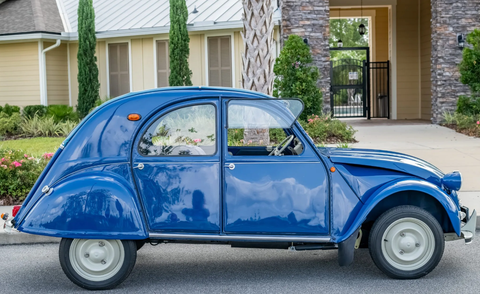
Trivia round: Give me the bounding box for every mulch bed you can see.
[0,196,23,206]
[442,124,480,138]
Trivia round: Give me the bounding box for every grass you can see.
[0,137,65,157]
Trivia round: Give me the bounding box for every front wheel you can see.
[369,205,444,279]
[59,238,137,290]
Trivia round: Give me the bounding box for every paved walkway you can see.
[346,119,480,212]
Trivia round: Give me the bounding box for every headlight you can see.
[442,171,462,191]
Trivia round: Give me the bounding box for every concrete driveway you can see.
[347,119,480,211]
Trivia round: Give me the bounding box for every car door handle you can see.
[225,163,235,170]
[133,163,144,170]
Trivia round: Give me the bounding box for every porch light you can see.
[192,5,198,14]
[337,39,343,48]
[359,23,366,35]
[359,0,366,35]
[457,34,466,49]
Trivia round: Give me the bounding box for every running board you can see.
[148,233,331,243]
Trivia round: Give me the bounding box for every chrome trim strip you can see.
[148,233,331,243]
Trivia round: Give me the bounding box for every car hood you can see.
[320,148,444,187]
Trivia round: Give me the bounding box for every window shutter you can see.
[156,40,169,88]
[208,36,231,87]
[108,43,130,97]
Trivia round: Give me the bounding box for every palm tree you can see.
[241,0,275,144]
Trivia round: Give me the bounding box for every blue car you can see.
[3,87,476,290]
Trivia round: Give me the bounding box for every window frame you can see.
[153,38,170,88]
[137,102,218,157]
[204,32,235,88]
[106,40,132,98]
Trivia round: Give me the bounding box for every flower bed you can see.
[0,150,53,205]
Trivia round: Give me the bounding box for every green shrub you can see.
[0,149,51,201]
[454,113,477,130]
[47,105,78,123]
[456,95,480,116]
[0,113,21,136]
[23,105,48,118]
[459,29,480,94]
[273,35,323,120]
[58,120,77,136]
[1,104,20,116]
[300,114,356,144]
[37,116,61,137]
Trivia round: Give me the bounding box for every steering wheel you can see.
[269,135,295,156]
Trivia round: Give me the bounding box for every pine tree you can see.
[169,0,192,86]
[77,0,99,118]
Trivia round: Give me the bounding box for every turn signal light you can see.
[128,113,141,121]
[12,205,21,217]
[1,213,8,220]
[330,167,336,173]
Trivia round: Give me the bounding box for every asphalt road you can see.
[0,234,478,294]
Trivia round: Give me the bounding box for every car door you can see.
[222,99,330,235]
[132,99,221,233]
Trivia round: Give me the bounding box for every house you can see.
[0,0,478,123]
[0,0,282,107]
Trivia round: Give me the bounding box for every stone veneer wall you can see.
[431,0,480,123]
[280,0,331,113]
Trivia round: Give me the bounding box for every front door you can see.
[132,99,221,233]
[222,99,330,235]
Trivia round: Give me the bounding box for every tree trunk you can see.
[241,0,275,145]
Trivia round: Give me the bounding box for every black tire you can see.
[59,238,137,290]
[368,205,444,279]
[136,240,147,251]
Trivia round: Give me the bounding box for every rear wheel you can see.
[59,238,137,290]
[369,205,444,279]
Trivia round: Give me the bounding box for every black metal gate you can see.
[330,47,369,118]
[329,47,390,119]
[368,61,390,118]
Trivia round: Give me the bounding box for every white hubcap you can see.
[381,218,435,271]
[70,239,125,282]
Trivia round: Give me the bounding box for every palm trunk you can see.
[241,0,275,145]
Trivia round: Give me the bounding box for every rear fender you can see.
[336,178,460,243]
[17,171,147,239]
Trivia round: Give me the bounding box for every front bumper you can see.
[445,206,476,244]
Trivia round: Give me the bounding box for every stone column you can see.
[281,0,331,113]
[431,0,480,123]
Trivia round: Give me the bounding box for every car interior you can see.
[227,133,304,156]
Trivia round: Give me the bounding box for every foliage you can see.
[336,142,351,148]
[77,0,100,118]
[0,149,52,201]
[168,0,192,86]
[47,105,79,123]
[1,104,21,116]
[442,111,455,125]
[300,114,356,144]
[20,115,71,137]
[329,17,369,61]
[23,105,48,118]
[273,35,323,121]
[0,113,21,136]
[459,29,480,94]
[58,120,78,136]
[228,128,286,146]
[0,138,63,157]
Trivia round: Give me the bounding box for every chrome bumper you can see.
[445,206,476,244]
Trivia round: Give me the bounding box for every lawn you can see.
[0,137,65,157]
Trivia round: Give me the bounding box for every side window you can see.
[139,104,216,156]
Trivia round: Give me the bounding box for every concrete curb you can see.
[0,232,59,246]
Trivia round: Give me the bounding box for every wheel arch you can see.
[337,178,460,243]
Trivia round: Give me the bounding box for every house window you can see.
[108,43,130,97]
[207,36,232,87]
[156,40,170,88]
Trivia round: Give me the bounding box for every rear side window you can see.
[138,104,216,156]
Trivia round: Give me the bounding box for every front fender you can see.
[337,178,460,243]
[18,171,147,239]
